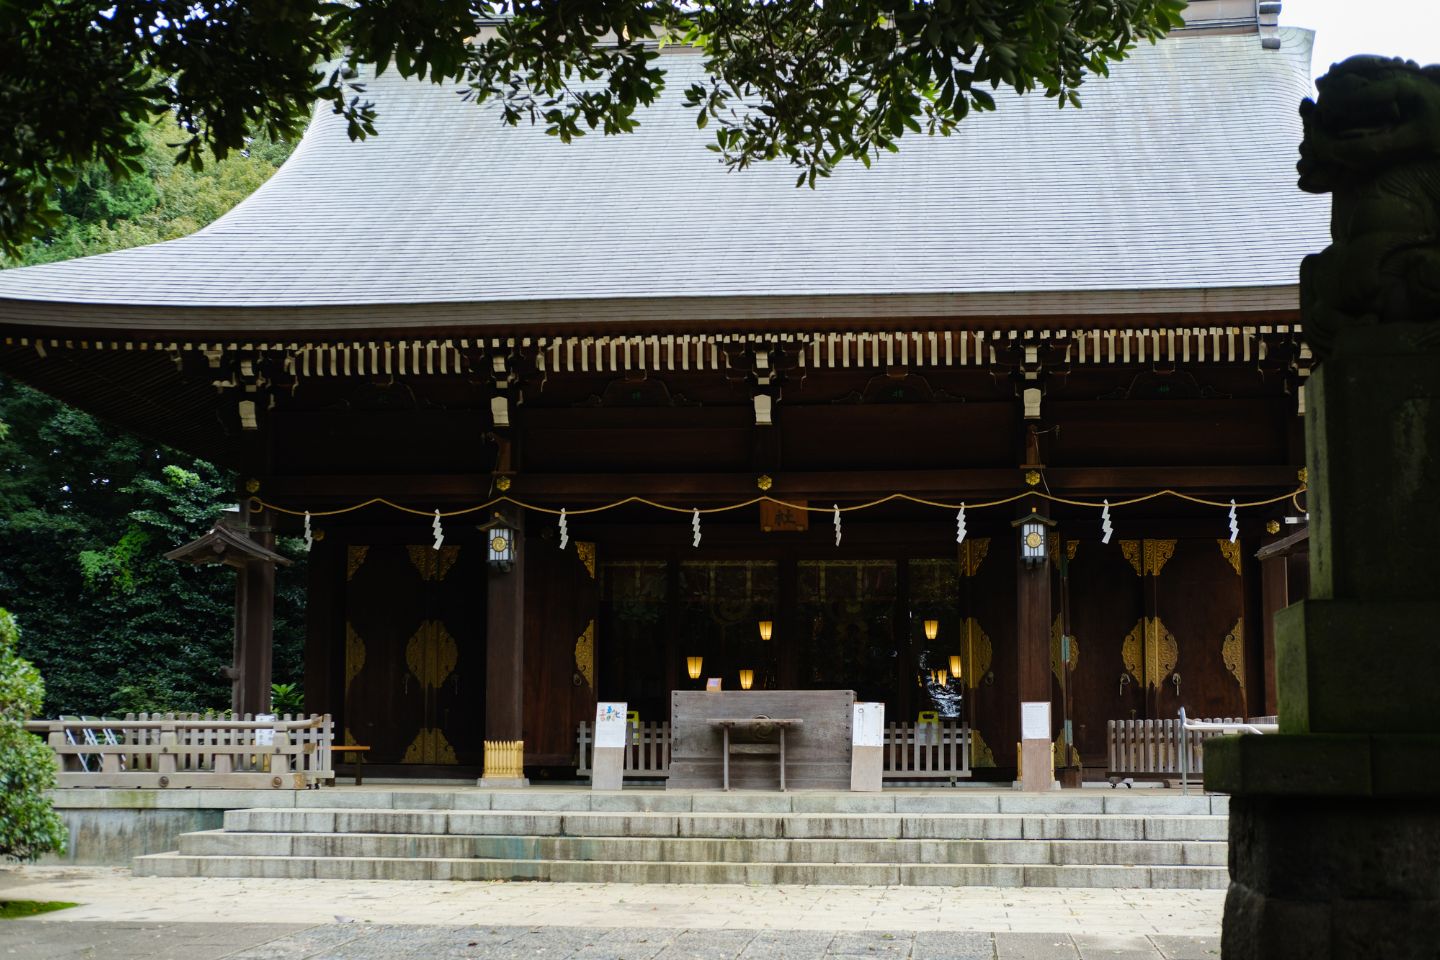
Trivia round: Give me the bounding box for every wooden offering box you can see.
[668,690,855,790]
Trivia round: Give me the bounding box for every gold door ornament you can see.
[1120,539,1176,577]
[402,727,458,764]
[959,617,993,688]
[1051,615,1079,685]
[406,545,460,581]
[1122,618,1178,689]
[345,622,367,693]
[576,542,597,579]
[346,545,370,581]
[1217,540,1243,576]
[970,729,996,767]
[406,620,459,689]
[1047,537,1079,568]
[1222,618,1245,686]
[574,620,595,688]
[960,539,990,578]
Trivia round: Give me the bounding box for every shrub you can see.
[0,609,67,862]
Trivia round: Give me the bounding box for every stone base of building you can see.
[1207,735,1440,960]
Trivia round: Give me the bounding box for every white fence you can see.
[1107,714,1278,780]
[26,713,334,789]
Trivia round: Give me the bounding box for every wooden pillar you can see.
[481,512,528,785]
[303,537,339,721]
[235,419,276,718]
[232,508,277,716]
[1015,505,1054,788]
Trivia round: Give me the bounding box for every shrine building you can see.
[0,2,1325,783]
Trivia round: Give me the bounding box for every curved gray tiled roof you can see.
[0,28,1327,332]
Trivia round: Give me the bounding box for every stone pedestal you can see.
[1206,325,1440,958]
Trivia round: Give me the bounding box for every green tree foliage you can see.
[0,382,307,715]
[1,0,1185,253]
[0,118,305,715]
[0,609,67,862]
[8,116,294,266]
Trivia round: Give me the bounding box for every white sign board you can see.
[852,702,884,747]
[1020,701,1051,741]
[254,713,277,746]
[595,702,629,749]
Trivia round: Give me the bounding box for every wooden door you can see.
[1153,539,1248,720]
[342,544,486,766]
[957,536,1016,775]
[523,541,600,767]
[1061,541,1145,764]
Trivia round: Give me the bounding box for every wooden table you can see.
[336,745,370,785]
[708,718,803,791]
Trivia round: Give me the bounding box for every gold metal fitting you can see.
[244,478,261,494]
[495,476,512,492]
[1266,520,1281,535]
[756,474,774,491]
[1024,470,1042,487]
[312,529,326,542]
[1297,467,1308,484]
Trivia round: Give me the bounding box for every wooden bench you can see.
[336,745,371,785]
[709,718,802,791]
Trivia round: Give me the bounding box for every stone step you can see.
[278,790,1226,817]
[221,809,1228,842]
[132,852,1228,888]
[177,830,1226,867]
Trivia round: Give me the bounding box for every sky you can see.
[1282,0,1440,78]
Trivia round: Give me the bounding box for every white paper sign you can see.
[254,713,277,746]
[852,702,884,747]
[1020,701,1051,741]
[595,702,628,749]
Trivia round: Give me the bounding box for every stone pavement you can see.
[0,867,1221,959]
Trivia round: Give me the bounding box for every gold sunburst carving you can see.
[345,622,366,692]
[1218,540,1242,576]
[407,545,460,581]
[1222,618,1245,686]
[406,620,459,689]
[574,620,595,688]
[402,728,457,764]
[346,545,369,581]
[1122,618,1178,689]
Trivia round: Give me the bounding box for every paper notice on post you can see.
[595,702,628,749]
[254,714,277,746]
[1020,701,1051,741]
[852,702,884,746]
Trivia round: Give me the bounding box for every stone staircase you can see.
[133,790,1230,888]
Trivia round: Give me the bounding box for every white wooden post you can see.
[850,702,883,792]
[590,701,627,791]
[1018,700,1056,792]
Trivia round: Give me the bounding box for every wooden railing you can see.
[885,720,971,781]
[26,713,334,789]
[576,719,972,783]
[576,721,672,778]
[1107,715,1277,781]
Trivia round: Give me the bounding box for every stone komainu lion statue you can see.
[1299,55,1440,359]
